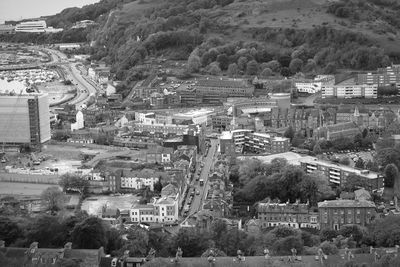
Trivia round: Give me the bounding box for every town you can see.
[2,1,400,267]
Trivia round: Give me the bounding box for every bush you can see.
[320,241,339,255]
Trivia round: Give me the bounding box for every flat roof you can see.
[300,158,380,179]
[173,108,214,118]
[220,131,233,140]
[240,107,272,114]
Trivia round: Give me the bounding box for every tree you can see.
[384,164,398,188]
[246,60,259,75]
[0,217,21,246]
[187,54,201,73]
[41,186,65,213]
[301,172,334,207]
[323,62,336,74]
[260,68,272,78]
[227,63,238,77]
[272,235,303,256]
[265,60,281,72]
[284,126,295,141]
[154,179,163,193]
[289,58,303,74]
[303,59,317,73]
[339,157,351,166]
[123,226,149,256]
[280,67,291,77]
[355,158,365,169]
[174,228,209,257]
[26,215,65,248]
[208,62,221,75]
[320,229,338,242]
[320,241,339,255]
[313,142,322,155]
[237,56,248,71]
[341,174,368,191]
[370,215,400,247]
[216,54,229,70]
[71,217,107,249]
[59,173,89,195]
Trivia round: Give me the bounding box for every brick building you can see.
[318,200,376,230]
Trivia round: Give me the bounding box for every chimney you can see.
[0,240,5,248]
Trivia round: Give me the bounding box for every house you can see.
[129,184,180,224]
[120,169,161,191]
[318,199,376,230]
[257,200,319,229]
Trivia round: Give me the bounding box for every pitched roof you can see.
[318,199,376,208]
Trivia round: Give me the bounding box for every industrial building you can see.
[0,93,50,148]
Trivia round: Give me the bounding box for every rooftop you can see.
[318,199,376,208]
[196,78,250,88]
[300,158,380,179]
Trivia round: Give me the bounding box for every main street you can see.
[188,138,219,214]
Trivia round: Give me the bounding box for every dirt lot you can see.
[0,182,59,196]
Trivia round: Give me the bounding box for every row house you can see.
[257,201,319,229]
[120,169,160,191]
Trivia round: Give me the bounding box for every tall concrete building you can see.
[0,93,51,148]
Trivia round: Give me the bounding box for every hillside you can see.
[21,0,400,87]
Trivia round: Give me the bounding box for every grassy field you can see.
[0,182,58,196]
[143,254,376,267]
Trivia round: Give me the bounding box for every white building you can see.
[121,176,159,191]
[71,111,84,131]
[295,81,322,94]
[130,191,179,223]
[322,84,378,98]
[15,20,47,33]
[106,83,116,96]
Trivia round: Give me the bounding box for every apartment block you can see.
[322,84,377,98]
[0,93,50,147]
[219,130,290,155]
[300,158,384,190]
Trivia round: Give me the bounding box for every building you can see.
[120,169,160,191]
[220,130,290,155]
[0,24,15,34]
[322,84,378,98]
[194,78,254,97]
[0,93,50,148]
[244,133,290,154]
[177,78,254,105]
[314,122,362,141]
[257,201,319,229]
[318,200,376,230]
[129,122,189,135]
[219,131,236,156]
[300,158,384,190]
[130,184,179,223]
[15,20,47,33]
[357,67,400,88]
[211,115,232,131]
[14,20,62,33]
[295,81,322,94]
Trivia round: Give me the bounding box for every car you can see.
[196,190,200,195]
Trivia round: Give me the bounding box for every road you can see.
[43,48,99,108]
[187,138,218,214]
